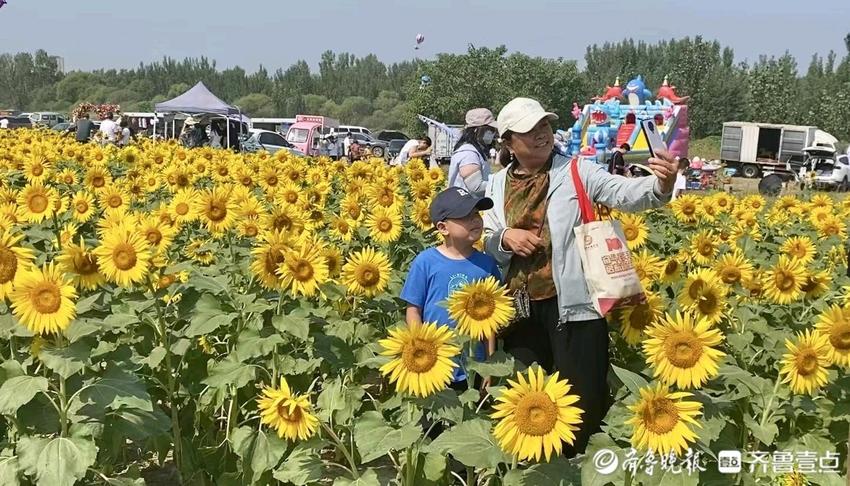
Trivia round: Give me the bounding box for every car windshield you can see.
[287,128,309,144]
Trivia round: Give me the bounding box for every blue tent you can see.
[154,81,238,115]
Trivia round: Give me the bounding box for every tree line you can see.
[1,34,849,141]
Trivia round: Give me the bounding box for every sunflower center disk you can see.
[292,260,314,281]
[775,271,796,291]
[108,196,122,208]
[465,293,496,321]
[264,249,285,274]
[274,216,292,231]
[0,247,18,283]
[356,265,380,287]
[207,202,227,222]
[697,292,718,315]
[664,261,678,276]
[276,401,304,424]
[146,230,162,245]
[73,253,98,275]
[29,194,49,213]
[629,304,652,330]
[32,165,44,176]
[624,227,637,240]
[720,267,740,284]
[664,331,703,368]
[687,280,705,300]
[378,219,392,232]
[175,202,189,215]
[31,283,61,313]
[698,243,713,256]
[92,176,105,187]
[113,243,138,271]
[402,339,438,373]
[830,323,850,350]
[514,391,559,436]
[642,397,679,435]
[795,351,819,376]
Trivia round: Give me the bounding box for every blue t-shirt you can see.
[400,247,502,382]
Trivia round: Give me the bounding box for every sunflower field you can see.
[0,128,848,486]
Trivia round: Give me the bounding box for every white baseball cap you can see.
[496,97,558,136]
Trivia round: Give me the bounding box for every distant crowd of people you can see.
[66,112,132,146]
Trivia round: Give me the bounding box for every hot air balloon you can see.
[415,33,425,49]
[0,1,8,9]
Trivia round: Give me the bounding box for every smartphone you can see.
[640,119,667,157]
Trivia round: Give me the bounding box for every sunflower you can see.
[56,168,78,186]
[237,217,261,239]
[427,167,445,185]
[168,189,200,225]
[277,242,329,297]
[9,262,77,335]
[56,222,78,250]
[814,305,850,368]
[409,179,435,201]
[138,215,176,255]
[779,471,811,486]
[328,215,356,243]
[257,377,319,441]
[712,193,734,213]
[490,367,583,462]
[780,236,816,264]
[0,230,36,299]
[660,256,683,284]
[98,185,130,214]
[643,311,726,389]
[57,239,104,290]
[199,188,237,235]
[779,329,831,395]
[185,238,216,265]
[670,194,700,224]
[379,321,460,397]
[815,215,847,240]
[713,250,754,287]
[801,270,831,300]
[446,276,514,340]
[94,228,152,287]
[632,249,663,286]
[276,182,303,206]
[341,247,392,297]
[340,195,365,221]
[620,291,664,345]
[619,213,648,249]
[679,268,722,308]
[411,199,434,232]
[16,183,57,223]
[84,165,112,191]
[625,383,702,455]
[366,206,403,245]
[689,230,717,266]
[262,203,306,235]
[763,255,807,305]
[250,230,298,290]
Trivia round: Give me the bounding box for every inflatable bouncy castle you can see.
[564,75,690,163]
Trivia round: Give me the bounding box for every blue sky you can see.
[1,0,848,72]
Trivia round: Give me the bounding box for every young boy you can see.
[400,187,501,390]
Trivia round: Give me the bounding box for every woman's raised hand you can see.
[502,228,543,257]
[647,149,679,194]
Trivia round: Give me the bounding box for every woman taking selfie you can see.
[483,97,678,455]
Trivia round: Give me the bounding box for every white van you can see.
[330,125,372,136]
[29,112,65,127]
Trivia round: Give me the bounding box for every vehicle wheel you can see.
[840,177,850,192]
[758,174,783,196]
[372,146,384,157]
[741,164,760,178]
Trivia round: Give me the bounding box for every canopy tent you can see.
[155,81,238,115]
[154,81,243,148]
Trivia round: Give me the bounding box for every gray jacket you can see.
[483,153,671,322]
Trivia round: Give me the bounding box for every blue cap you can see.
[429,187,493,223]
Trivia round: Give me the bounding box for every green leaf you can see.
[190,274,230,295]
[503,457,581,485]
[272,443,324,486]
[139,346,166,370]
[231,426,288,484]
[185,312,238,337]
[39,341,91,378]
[17,436,97,486]
[272,314,310,341]
[0,313,32,338]
[64,319,100,343]
[102,313,138,333]
[417,389,464,425]
[425,418,510,468]
[467,350,516,377]
[73,292,102,315]
[611,365,649,395]
[353,411,421,464]
[234,328,284,361]
[333,469,380,486]
[0,376,48,415]
[0,455,21,486]
[203,356,255,389]
[581,433,625,486]
[79,367,152,413]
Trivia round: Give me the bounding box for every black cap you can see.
[429,187,493,223]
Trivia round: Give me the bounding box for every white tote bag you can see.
[570,158,646,316]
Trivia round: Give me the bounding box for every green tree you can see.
[233,93,275,117]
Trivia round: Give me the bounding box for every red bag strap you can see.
[570,157,596,223]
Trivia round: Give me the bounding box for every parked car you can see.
[243,129,305,156]
[4,116,34,129]
[803,147,850,191]
[52,122,72,131]
[346,133,389,158]
[29,112,65,127]
[387,139,408,159]
[329,125,372,137]
[375,130,409,142]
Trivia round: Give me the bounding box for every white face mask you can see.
[481,130,496,146]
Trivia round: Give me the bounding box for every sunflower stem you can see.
[321,422,359,479]
[149,280,183,472]
[758,376,782,436]
[54,333,69,438]
[465,466,474,486]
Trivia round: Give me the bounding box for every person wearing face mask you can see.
[483,97,679,456]
[448,108,499,197]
